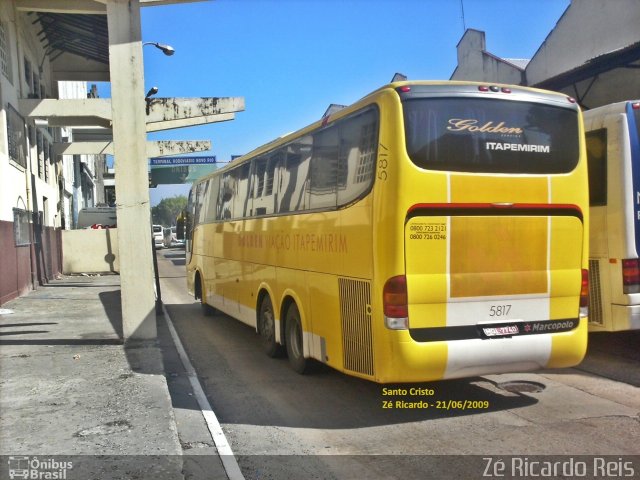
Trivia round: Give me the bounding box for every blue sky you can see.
[135,0,569,205]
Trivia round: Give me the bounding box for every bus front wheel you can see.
[258,295,283,357]
[285,303,307,374]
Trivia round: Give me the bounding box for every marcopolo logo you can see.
[523,319,578,334]
[7,456,73,479]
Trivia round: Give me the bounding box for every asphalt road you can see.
[156,248,640,480]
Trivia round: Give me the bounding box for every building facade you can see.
[0,6,105,304]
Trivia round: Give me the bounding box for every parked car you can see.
[152,225,164,249]
[77,207,117,229]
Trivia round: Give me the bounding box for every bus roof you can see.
[193,80,578,185]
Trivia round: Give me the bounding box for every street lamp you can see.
[143,41,175,56]
[145,86,159,115]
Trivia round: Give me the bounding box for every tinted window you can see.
[403,97,579,174]
[337,109,377,205]
[203,176,220,222]
[585,128,607,206]
[279,137,311,213]
[310,127,339,209]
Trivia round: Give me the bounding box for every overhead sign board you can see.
[148,156,218,186]
[149,155,216,166]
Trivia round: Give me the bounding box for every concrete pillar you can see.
[106,0,156,340]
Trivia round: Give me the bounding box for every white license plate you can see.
[482,325,519,337]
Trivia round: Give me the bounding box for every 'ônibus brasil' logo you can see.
[447,118,523,135]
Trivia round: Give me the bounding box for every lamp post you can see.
[142,43,173,315]
[143,42,175,56]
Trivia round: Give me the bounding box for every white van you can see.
[152,225,164,249]
[77,207,117,229]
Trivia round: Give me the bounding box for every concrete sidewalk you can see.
[0,274,220,479]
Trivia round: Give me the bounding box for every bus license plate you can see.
[482,325,519,337]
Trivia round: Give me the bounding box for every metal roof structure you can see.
[31,12,109,65]
[533,41,640,108]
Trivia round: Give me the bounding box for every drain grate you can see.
[497,380,546,394]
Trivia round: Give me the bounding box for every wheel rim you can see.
[290,317,302,359]
[260,301,274,343]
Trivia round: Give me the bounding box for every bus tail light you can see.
[622,259,640,294]
[580,269,589,318]
[383,275,409,329]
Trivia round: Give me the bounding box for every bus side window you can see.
[250,157,268,216]
[267,151,283,215]
[337,108,378,206]
[194,181,206,225]
[237,162,251,218]
[586,128,607,206]
[279,137,311,213]
[310,126,339,210]
[204,176,220,223]
[218,171,235,220]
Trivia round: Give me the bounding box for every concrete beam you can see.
[19,99,112,127]
[19,98,241,130]
[140,0,209,6]
[69,128,114,142]
[145,97,244,123]
[52,55,110,83]
[16,0,107,13]
[16,0,211,14]
[146,112,235,132]
[53,140,212,157]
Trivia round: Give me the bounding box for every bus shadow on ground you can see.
[164,303,540,429]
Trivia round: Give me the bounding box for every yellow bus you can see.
[184,81,589,383]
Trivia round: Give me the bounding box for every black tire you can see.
[201,297,215,316]
[285,303,307,374]
[197,276,215,316]
[258,295,284,357]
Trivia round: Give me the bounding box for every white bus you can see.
[584,100,640,331]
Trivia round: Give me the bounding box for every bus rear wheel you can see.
[285,303,307,374]
[258,295,283,357]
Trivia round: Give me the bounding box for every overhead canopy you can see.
[534,41,640,110]
[31,12,109,65]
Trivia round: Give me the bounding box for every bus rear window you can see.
[403,97,579,174]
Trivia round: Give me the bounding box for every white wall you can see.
[451,29,524,85]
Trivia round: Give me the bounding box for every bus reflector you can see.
[632,102,640,110]
[383,275,409,329]
[580,269,589,318]
[478,85,490,92]
[622,259,640,293]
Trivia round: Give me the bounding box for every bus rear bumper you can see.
[377,320,587,383]
[610,304,640,331]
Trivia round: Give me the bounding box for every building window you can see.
[586,128,607,206]
[13,208,31,246]
[43,138,49,182]
[6,104,27,168]
[32,72,40,98]
[0,19,12,82]
[23,56,32,93]
[37,130,43,179]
